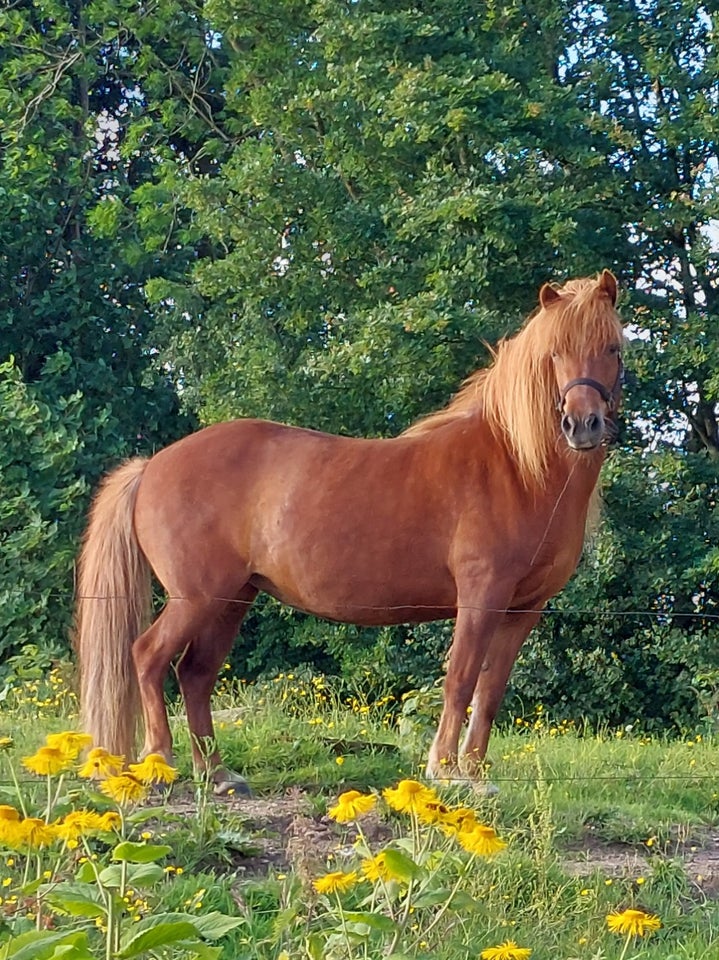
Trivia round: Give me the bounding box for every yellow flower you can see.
[361,851,405,884]
[21,746,74,777]
[0,807,20,822]
[100,773,149,806]
[78,747,125,780]
[456,824,507,857]
[15,818,58,851]
[382,779,438,815]
[480,941,532,960]
[439,806,479,835]
[328,790,377,823]
[45,732,93,759]
[55,810,113,844]
[606,908,661,937]
[312,870,359,895]
[99,811,122,832]
[128,754,177,785]
[415,798,451,826]
[0,818,22,848]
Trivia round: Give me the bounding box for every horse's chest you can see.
[513,544,582,607]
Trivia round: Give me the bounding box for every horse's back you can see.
[131,418,462,618]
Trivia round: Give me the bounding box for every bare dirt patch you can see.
[161,787,719,897]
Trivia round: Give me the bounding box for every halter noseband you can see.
[557,357,624,414]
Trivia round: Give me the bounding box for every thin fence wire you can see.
[65,595,719,621]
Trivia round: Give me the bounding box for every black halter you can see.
[558,357,624,413]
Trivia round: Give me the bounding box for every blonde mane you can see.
[403,273,624,486]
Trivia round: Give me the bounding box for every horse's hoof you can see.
[471,780,500,797]
[425,764,499,797]
[213,772,252,798]
[150,780,174,799]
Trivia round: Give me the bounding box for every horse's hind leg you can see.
[132,597,238,766]
[176,586,258,796]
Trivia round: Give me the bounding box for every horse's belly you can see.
[248,572,456,627]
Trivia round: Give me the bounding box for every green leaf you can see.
[342,911,398,933]
[188,912,246,940]
[178,945,222,960]
[118,921,201,958]
[98,863,165,889]
[0,930,92,960]
[382,848,423,883]
[73,861,97,885]
[43,883,107,919]
[112,841,172,863]
[305,933,326,960]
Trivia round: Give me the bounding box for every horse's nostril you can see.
[561,414,574,436]
[587,413,601,433]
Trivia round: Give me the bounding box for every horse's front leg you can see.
[460,610,541,780]
[426,593,510,781]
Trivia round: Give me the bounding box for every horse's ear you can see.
[539,283,562,309]
[599,269,618,305]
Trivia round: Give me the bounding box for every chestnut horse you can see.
[75,270,623,793]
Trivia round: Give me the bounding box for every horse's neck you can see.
[548,448,606,506]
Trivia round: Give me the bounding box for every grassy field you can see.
[0,666,718,959]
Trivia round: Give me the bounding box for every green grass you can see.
[0,666,718,959]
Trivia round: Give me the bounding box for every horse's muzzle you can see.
[561,412,605,450]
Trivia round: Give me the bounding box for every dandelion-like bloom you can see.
[98,811,122,832]
[100,773,148,806]
[328,790,377,823]
[312,870,359,895]
[439,805,478,836]
[55,810,113,844]
[415,797,451,826]
[480,941,532,960]
[382,779,438,815]
[46,732,93,759]
[78,747,125,780]
[21,746,75,777]
[606,908,661,937]
[361,851,405,884]
[15,818,58,851]
[456,823,507,857]
[0,808,22,847]
[128,753,178,785]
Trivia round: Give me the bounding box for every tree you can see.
[509,0,719,731]
[0,0,190,663]
[2,0,718,729]
[137,0,634,433]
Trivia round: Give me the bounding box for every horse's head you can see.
[540,270,623,452]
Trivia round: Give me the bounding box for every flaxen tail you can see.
[74,458,151,760]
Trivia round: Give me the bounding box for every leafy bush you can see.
[0,357,88,666]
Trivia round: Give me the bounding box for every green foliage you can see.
[0,359,87,663]
[506,448,719,734]
[3,676,719,958]
[1,0,719,732]
[0,0,191,663]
